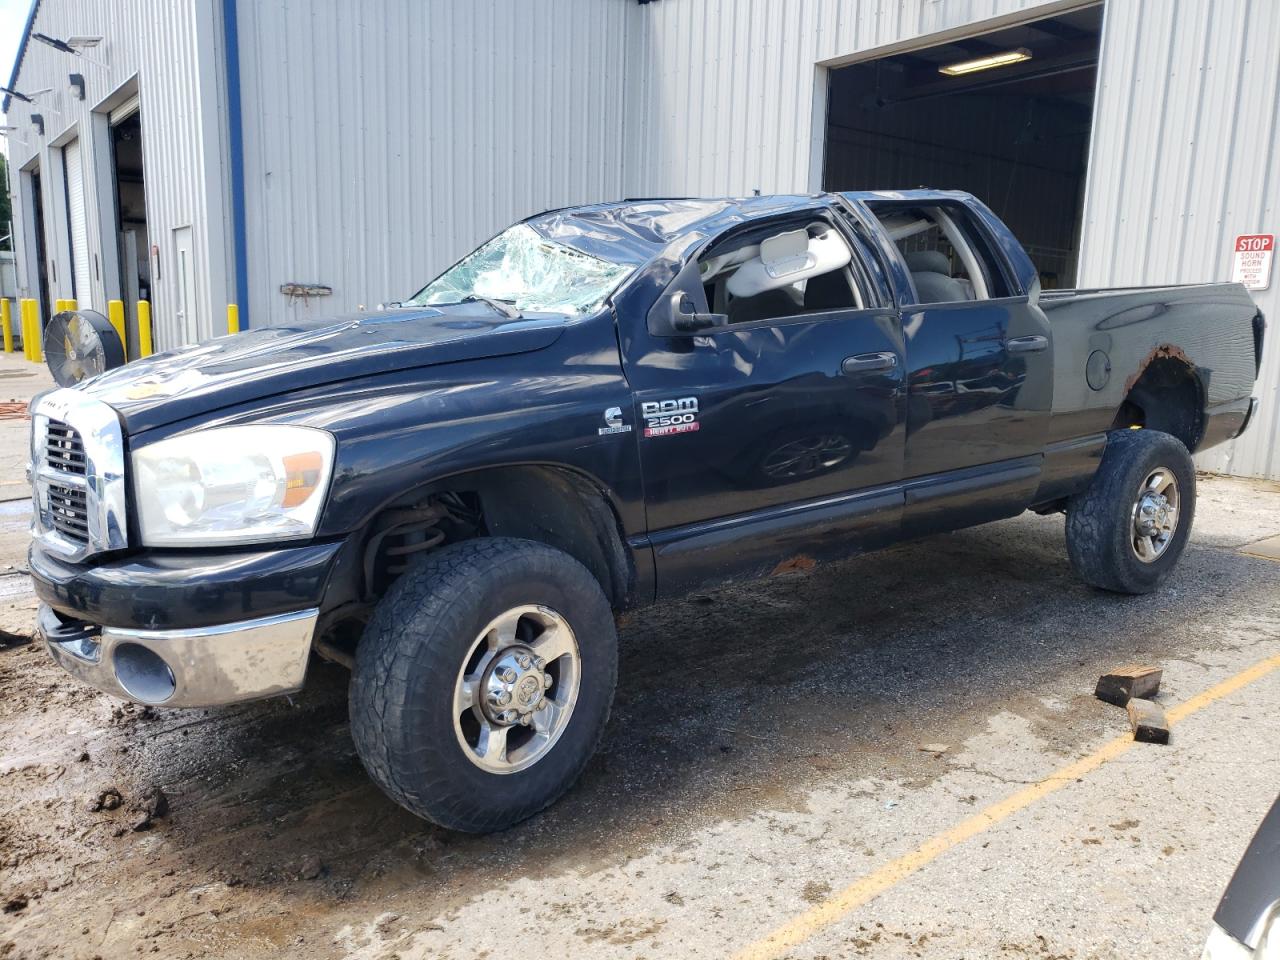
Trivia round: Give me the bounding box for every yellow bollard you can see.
[19,300,31,360]
[1,300,12,353]
[23,299,42,363]
[67,299,77,311]
[21,300,33,361]
[31,300,42,363]
[137,300,153,357]
[227,303,240,335]
[107,300,128,361]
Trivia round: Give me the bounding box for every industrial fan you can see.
[43,310,127,387]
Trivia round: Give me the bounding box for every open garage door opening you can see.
[110,104,150,358]
[24,166,51,327]
[823,5,1102,288]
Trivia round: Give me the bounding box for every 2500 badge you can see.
[642,397,700,437]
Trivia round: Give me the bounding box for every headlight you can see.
[133,425,335,546]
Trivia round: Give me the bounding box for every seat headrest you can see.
[727,287,801,325]
[911,272,966,305]
[804,269,853,310]
[904,250,952,276]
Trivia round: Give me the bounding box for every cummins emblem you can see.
[642,397,700,437]
[598,406,633,436]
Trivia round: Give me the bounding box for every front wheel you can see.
[1065,429,1196,594]
[349,538,618,832]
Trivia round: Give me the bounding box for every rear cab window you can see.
[866,202,1017,305]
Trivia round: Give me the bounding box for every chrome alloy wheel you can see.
[452,605,581,774]
[1131,467,1180,563]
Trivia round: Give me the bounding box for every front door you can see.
[620,210,907,595]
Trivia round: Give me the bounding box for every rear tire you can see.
[1065,429,1195,594]
[349,537,617,832]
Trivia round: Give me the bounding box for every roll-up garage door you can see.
[109,93,140,125]
[63,139,93,309]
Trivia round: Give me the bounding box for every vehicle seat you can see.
[904,250,966,304]
[728,287,801,324]
[803,269,855,311]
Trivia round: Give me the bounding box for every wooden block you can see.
[1095,665,1163,706]
[1127,697,1170,744]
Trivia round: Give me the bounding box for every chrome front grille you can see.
[30,389,128,562]
[44,422,91,545]
[46,422,88,476]
[47,478,90,542]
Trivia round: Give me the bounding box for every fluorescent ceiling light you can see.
[938,48,1032,76]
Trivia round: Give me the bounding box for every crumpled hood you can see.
[79,305,567,434]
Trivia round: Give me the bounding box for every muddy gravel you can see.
[1,476,1278,959]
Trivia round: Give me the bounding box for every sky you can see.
[1,0,31,175]
[1,0,32,123]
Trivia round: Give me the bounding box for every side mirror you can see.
[668,292,727,334]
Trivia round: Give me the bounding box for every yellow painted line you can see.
[731,652,1280,960]
[1166,653,1280,723]
[1239,535,1280,563]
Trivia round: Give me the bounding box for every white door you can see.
[172,226,198,345]
[63,139,93,310]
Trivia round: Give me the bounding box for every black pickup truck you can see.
[29,190,1263,832]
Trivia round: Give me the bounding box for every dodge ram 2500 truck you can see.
[29,190,1264,832]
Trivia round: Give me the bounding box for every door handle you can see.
[842,352,898,375]
[1006,335,1048,354]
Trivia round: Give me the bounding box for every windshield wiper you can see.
[460,295,522,319]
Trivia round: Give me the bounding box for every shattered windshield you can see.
[405,223,635,317]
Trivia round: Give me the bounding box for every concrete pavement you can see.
[0,473,1278,959]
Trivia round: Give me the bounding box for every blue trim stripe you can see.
[3,0,43,114]
[221,0,250,328]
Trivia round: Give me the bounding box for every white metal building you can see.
[3,0,1278,477]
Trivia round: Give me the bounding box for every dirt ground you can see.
[2,474,1279,960]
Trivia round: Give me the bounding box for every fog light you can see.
[113,643,177,704]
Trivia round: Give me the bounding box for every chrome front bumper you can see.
[39,605,319,708]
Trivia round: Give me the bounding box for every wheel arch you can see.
[362,462,636,611]
[1111,348,1207,452]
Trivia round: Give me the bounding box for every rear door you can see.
[620,206,907,595]
[855,199,1053,534]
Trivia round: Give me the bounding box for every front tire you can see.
[1065,429,1195,594]
[349,538,618,832]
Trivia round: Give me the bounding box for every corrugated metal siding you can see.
[235,0,639,326]
[4,0,232,349]
[1078,0,1280,478]
[236,0,1074,324]
[7,0,1275,478]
